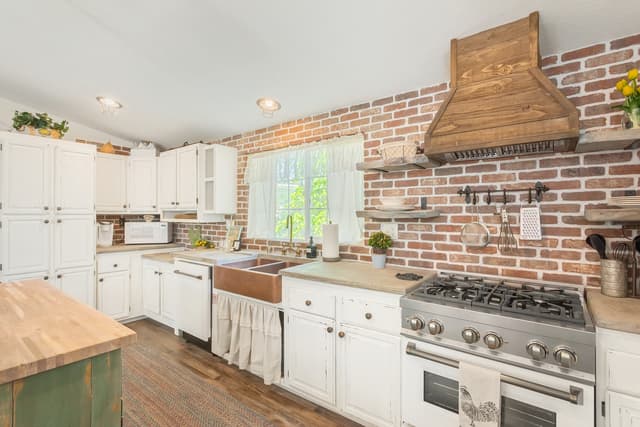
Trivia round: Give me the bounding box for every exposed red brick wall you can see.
[175,33,640,287]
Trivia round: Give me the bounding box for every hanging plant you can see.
[11,111,70,138]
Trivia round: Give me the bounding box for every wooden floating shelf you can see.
[575,128,640,153]
[356,155,442,173]
[356,209,441,219]
[584,208,640,222]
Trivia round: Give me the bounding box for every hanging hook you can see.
[528,188,533,204]
[472,191,477,205]
[487,189,491,205]
[503,189,508,205]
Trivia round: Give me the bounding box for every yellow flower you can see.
[628,68,639,81]
[622,85,635,97]
[616,79,628,91]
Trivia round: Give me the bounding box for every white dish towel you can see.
[459,362,501,427]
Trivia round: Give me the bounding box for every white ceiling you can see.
[0,1,636,148]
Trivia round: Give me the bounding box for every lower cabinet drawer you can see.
[340,297,399,335]
[288,286,335,318]
[97,254,130,274]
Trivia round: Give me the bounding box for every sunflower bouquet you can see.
[614,68,640,128]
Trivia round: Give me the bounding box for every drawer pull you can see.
[57,207,62,211]
[43,206,49,210]
[44,219,49,224]
[338,331,345,338]
[327,327,334,333]
[99,278,104,282]
[174,270,203,280]
[57,274,62,279]
[113,264,118,268]
[305,300,312,306]
[365,312,372,320]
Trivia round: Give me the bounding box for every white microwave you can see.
[124,222,174,245]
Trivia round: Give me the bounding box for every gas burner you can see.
[411,272,586,326]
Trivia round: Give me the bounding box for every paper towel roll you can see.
[322,223,340,261]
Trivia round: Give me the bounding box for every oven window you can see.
[422,372,557,426]
[501,397,556,427]
[423,372,459,413]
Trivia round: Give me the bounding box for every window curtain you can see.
[326,134,364,243]
[245,153,278,238]
[244,134,364,243]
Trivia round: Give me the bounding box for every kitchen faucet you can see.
[282,214,303,257]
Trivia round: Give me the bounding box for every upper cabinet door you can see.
[157,151,177,209]
[1,215,51,275]
[96,154,127,212]
[127,157,157,212]
[55,145,95,214]
[176,146,198,210]
[54,215,95,269]
[1,137,51,214]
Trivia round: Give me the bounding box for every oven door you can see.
[402,338,594,427]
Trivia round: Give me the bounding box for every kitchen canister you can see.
[600,259,628,297]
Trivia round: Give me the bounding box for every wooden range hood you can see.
[424,12,579,162]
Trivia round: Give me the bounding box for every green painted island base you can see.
[0,350,122,427]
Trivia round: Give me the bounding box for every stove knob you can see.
[408,317,425,331]
[427,320,443,336]
[461,327,480,344]
[483,332,503,350]
[553,346,578,368]
[526,341,548,361]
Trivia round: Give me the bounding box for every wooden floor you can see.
[124,319,361,427]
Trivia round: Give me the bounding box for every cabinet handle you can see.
[365,312,372,320]
[113,264,118,268]
[175,202,180,205]
[43,275,49,280]
[44,219,49,224]
[43,206,49,211]
[327,327,334,333]
[56,207,62,211]
[123,204,127,208]
[305,300,312,306]
[99,278,104,282]
[154,271,158,275]
[57,274,62,279]
[338,331,345,338]
[57,219,62,223]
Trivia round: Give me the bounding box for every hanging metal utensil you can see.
[613,242,630,262]
[498,206,518,254]
[460,194,490,248]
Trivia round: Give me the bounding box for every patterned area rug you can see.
[123,342,274,427]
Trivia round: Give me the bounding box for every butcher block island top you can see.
[280,260,435,294]
[0,279,136,384]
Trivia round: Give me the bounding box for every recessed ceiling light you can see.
[256,97,281,118]
[96,96,123,114]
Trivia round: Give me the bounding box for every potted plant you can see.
[11,111,69,139]
[614,68,640,128]
[367,231,393,269]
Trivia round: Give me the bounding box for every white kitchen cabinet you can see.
[127,157,157,212]
[56,266,95,307]
[283,277,402,427]
[286,309,336,405]
[96,153,127,212]
[337,325,400,427]
[200,144,237,215]
[160,267,177,322]
[157,151,177,209]
[54,144,95,214]
[0,136,51,214]
[97,270,130,319]
[142,261,161,315]
[54,215,95,269]
[0,215,51,275]
[609,392,640,427]
[176,145,198,209]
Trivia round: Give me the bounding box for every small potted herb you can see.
[367,231,393,269]
[11,111,69,139]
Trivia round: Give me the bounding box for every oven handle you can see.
[405,342,583,405]
[173,270,204,280]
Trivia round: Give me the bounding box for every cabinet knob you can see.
[57,219,62,223]
[327,327,334,333]
[365,312,372,320]
[43,276,49,280]
[99,278,104,282]
[43,206,49,210]
[113,264,118,268]
[152,205,156,209]
[57,274,62,279]
[305,300,312,306]
[175,202,180,205]
[44,219,49,224]
[123,204,127,208]
[56,207,62,211]
[338,331,345,338]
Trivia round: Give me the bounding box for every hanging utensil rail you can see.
[457,181,549,205]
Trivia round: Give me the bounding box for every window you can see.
[245,135,364,243]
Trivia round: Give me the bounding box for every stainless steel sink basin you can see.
[214,258,304,303]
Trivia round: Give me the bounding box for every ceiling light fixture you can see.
[256,97,281,118]
[96,96,123,114]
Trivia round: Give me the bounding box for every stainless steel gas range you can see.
[400,272,595,427]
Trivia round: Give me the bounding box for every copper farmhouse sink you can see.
[214,258,304,303]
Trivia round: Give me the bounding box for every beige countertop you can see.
[280,260,435,295]
[587,288,640,334]
[97,243,183,254]
[142,252,181,263]
[0,279,136,384]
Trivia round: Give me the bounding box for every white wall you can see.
[0,95,134,147]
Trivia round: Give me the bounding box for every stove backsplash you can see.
[173,32,640,288]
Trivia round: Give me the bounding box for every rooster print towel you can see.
[459,362,501,427]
